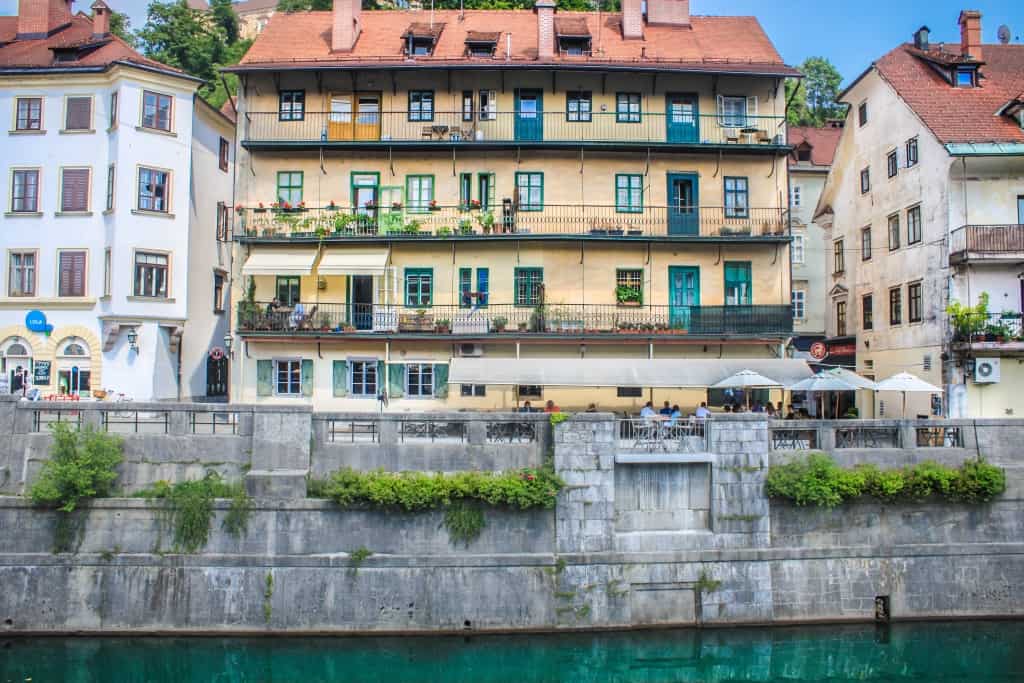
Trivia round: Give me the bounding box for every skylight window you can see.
[956,67,976,88]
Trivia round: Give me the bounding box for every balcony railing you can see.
[950,224,1024,261]
[234,205,788,240]
[237,302,793,337]
[242,111,788,148]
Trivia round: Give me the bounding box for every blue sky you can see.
[1,0,1020,84]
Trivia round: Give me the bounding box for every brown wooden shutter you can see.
[59,251,86,297]
[61,168,90,212]
[65,97,92,130]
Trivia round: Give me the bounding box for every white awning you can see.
[317,249,390,276]
[449,358,814,388]
[241,249,317,276]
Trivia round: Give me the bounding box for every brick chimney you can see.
[958,10,983,61]
[17,0,74,40]
[91,0,110,38]
[535,0,555,60]
[331,0,361,53]
[646,0,690,27]
[621,0,642,39]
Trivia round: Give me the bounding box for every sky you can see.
[0,0,1020,85]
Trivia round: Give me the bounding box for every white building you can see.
[0,0,235,401]
[817,11,1024,418]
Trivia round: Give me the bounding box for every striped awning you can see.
[316,249,390,276]
[241,249,317,276]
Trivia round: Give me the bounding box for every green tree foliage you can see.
[30,423,124,513]
[109,10,136,46]
[786,56,844,127]
[210,0,240,43]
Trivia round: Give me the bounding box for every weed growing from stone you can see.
[30,423,123,513]
[443,501,486,546]
[135,472,251,553]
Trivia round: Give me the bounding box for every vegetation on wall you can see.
[443,501,486,545]
[766,452,1006,508]
[30,423,124,513]
[135,472,252,553]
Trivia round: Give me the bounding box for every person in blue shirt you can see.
[640,401,657,419]
[659,401,673,416]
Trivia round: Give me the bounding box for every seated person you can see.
[766,403,777,418]
[519,400,534,413]
[695,402,712,419]
[639,401,657,419]
[666,404,682,428]
[289,302,306,328]
[785,405,797,420]
[544,399,560,413]
[585,403,598,413]
[723,404,732,413]
[659,401,673,416]
[265,298,282,316]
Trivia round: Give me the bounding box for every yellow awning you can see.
[241,249,317,276]
[317,249,390,276]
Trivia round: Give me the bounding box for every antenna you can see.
[997,25,1011,44]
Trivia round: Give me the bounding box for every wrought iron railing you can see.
[617,418,709,453]
[950,224,1024,258]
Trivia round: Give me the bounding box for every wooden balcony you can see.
[949,224,1024,263]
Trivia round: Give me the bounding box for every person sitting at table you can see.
[289,302,306,329]
[666,405,682,427]
[695,402,711,419]
[519,401,534,413]
[544,399,560,413]
[266,298,281,316]
[766,403,777,418]
[752,402,765,413]
[639,401,657,419]
[659,401,673,416]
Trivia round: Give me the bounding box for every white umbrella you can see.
[712,370,783,409]
[789,372,861,418]
[874,372,943,417]
[826,367,878,390]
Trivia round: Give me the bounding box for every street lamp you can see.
[126,328,139,353]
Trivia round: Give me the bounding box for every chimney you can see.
[645,0,689,27]
[959,10,983,61]
[535,0,555,60]
[91,0,110,38]
[17,0,73,40]
[621,0,642,39]
[331,0,361,53]
[913,25,930,51]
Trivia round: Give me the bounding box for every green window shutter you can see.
[332,360,348,397]
[377,360,386,396]
[433,363,449,399]
[301,359,314,397]
[388,363,405,398]
[256,360,273,397]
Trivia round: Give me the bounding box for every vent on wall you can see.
[878,401,885,417]
[922,354,932,372]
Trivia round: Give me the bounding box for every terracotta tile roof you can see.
[233,9,797,76]
[465,31,500,43]
[0,12,193,79]
[402,22,444,39]
[873,43,1024,145]
[554,16,590,38]
[234,0,280,13]
[788,126,842,168]
[220,98,238,124]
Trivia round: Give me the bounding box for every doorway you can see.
[666,94,699,143]
[351,275,374,330]
[667,173,700,235]
[206,356,228,397]
[514,89,543,141]
[668,266,700,329]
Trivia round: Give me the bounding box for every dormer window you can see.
[465,31,498,58]
[558,37,591,56]
[555,17,591,56]
[956,66,977,88]
[403,23,444,57]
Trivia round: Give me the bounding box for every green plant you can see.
[443,502,486,546]
[549,412,570,427]
[349,546,373,570]
[492,316,508,331]
[30,423,123,513]
[437,226,452,237]
[458,219,474,235]
[263,571,274,623]
[615,285,642,304]
[947,292,989,339]
[695,570,722,593]
[476,210,495,234]
[135,472,250,553]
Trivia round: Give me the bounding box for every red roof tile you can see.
[234,9,796,76]
[788,126,842,168]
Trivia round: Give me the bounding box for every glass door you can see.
[514,89,543,141]
[666,94,698,143]
[328,94,353,140]
[667,172,699,235]
[669,266,700,329]
[354,94,381,140]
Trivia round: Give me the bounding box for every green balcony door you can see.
[514,89,543,142]
[669,266,700,329]
[666,93,698,143]
[667,172,699,235]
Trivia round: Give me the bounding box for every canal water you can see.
[2,620,1022,682]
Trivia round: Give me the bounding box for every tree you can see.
[278,0,331,10]
[109,10,136,46]
[210,0,240,44]
[137,1,227,84]
[787,56,844,127]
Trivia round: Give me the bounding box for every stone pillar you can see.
[553,414,616,554]
[167,408,189,436]
[245,406,313,498]
[708,416,771,547]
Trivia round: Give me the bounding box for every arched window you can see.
[6,343,28,356]
[55,337,91,397]
[1,336,33,393]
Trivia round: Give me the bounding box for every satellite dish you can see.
[997,25,1011,44]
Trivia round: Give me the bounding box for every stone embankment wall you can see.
[0,397,1021,633]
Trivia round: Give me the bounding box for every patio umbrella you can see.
[874,372,943,418]
[825,367,878,390]
[789,372,861,418]
[711,370,783,409]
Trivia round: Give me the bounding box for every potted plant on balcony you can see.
[469,199,481,211]
[984,321,1009,343]
[947,292,989,342]
[254,202,267,213]
[615,285,642,307]
[428,200,440,211]
[517,321,528,332]
[435,319,451,334]
[437,226,452,237]
[476,211,495,235]
[618,321,637,334]
[391,201,403,210]
[317,312,332,331]
[458,219,474,236]
[492,316,508,333]
[342,323,356,333]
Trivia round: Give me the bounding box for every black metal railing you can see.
[950,224,1024,258]
[237,302,793,337]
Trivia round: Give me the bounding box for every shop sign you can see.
[33,360,51,385]
[25,310,53,335]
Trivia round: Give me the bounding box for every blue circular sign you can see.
[25,310,52,334]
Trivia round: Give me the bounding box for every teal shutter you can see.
[388,363,405,398]
[433,363,449,399]
[301,359,314,397]
[332,360,348,397]
[257,360,273,397]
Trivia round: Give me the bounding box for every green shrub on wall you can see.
[766,453,1005,507]
[135,472,251,553]
[30,423,123,513]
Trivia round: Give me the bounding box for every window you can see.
[724,176,749,218]
[213,272,225,313]
[478,173,494,210]
[792,234,805,264]
[518,385,542,399]
[615,174,643,213]
[906,137,919,167]
[276,171,302,206]
[861,226,872,261]
[57,250,86,297]
[515,172,543,211]
[858,101,868,126]
[888,214,900,250]
[467,40,495,57]
[461,384,486,397]
[617,387,643,398]
[15,97,41,131]
[105,164,115,211]
[836,301,847,336]
[134,251,169,298]
[405,175,434,212]
[889,287,902,325]
[459,268,472,307]
[796,148,812,162]
[406,363,434,398]
[862,294,873,330]
[141,90,172,131]
[723,261,752,306]
[60,167,90,213]
[559,36,590,55]
[137,167,169,212]
[791,289,806,320]
[409,91,434,122]
[908,282,922,323]
[275,276,300,306]
[11,169,39,213]
[833,239,845,274]
[216,201,230,240]
[956,67,976,88]
[887,150,898,178]
[64,96,92,131]
[907,205,922,244]
[791,184,802,207]
[459,267,489,307]
[408,37,434,56]
[616,269,643,304]
[219,138,229,172]
[462,91,474,122]
[103,248,111,297]
[616,93,641,123]
[8,251,35,296]
[479,90,496,121]
[720,95,748,127]
[567,91,592,122]
[476,268,489,306]
[404,268,433,307]
[860,167,870,194]
[278,90,305,121]
[350,360,378,397]
[459,173,472,208]
[514,267,543,306]
[109,91,117,128]
[275,359,302,396]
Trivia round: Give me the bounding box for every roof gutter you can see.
[944,142,1024,157]
[0,60,203,84]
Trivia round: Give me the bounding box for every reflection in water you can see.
[2,621,1023,683]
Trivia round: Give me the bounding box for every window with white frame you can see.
[134,251,168,298]
[275,359,302,395]
[791,184,802,207]
[792,233,805,264]
[350,360,377,397]
[137,167,169,212]
[406,363,434,398]
[8,251,36,297]
[141,90,172,131]
[791,289,806,320]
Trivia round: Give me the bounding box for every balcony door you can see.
[667,172,699,235]
[514,89,543,141]
[349,275,374,330]
[669,266,700,329]
[666,93,699,143]
[328,93,380,141]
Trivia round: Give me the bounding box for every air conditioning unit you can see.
[975,358,1001,384]
[458,343,484,357]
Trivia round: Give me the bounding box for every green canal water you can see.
[2,621,1022,682]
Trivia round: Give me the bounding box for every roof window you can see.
[465,31,498,58]
[403,23,444,57]
[555,17,591,56]
[955,66,977,88]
